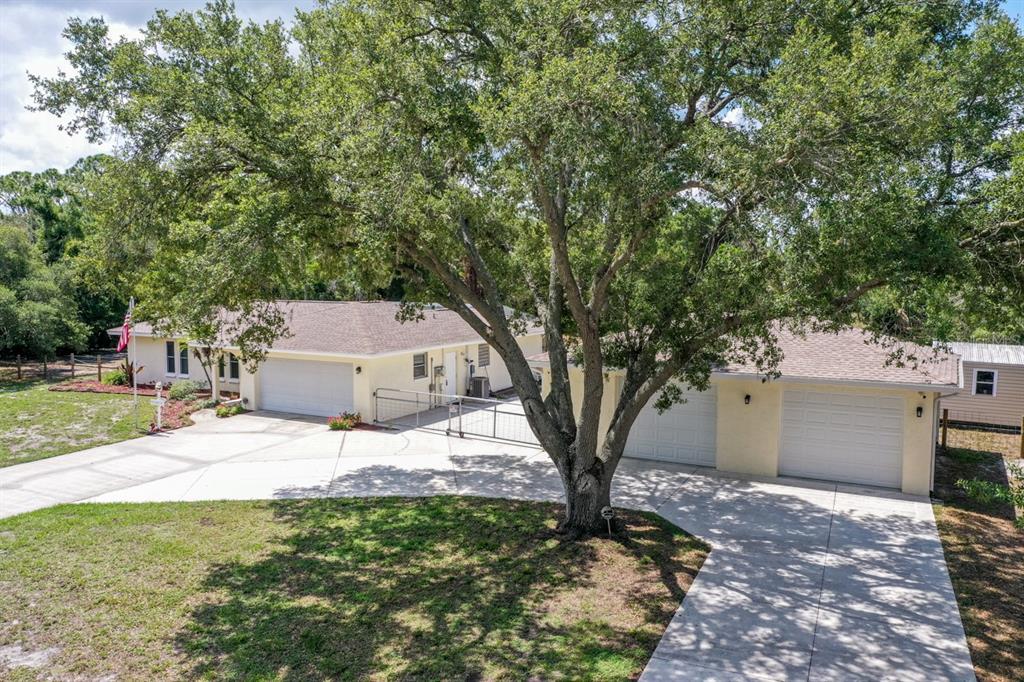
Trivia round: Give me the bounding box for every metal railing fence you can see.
[373,387,539,446]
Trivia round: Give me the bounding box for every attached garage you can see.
[780,389,904,488]
[626,386,717,466]
[258,358,355,417]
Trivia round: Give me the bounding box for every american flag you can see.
[116,308,132,352]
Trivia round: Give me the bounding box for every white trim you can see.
[971,368,998,396]
[525,360,959,393]
[716,373,959,393]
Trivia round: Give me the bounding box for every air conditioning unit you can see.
[469,375,490,398]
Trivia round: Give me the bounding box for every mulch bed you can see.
[48,380,205,433]
[153,399,202,432]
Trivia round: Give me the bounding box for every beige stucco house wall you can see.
[713,377,941,495]
[128,333,544,421]
[535,366,945,496]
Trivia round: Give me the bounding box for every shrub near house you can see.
[328,412,361,430]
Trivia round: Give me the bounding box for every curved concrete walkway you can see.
[0,412,975,681]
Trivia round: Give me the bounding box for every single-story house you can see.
[938,341,1024,431]
[528,328,961,496]
[111,300,544,419]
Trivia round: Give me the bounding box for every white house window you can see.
[973,369,997,396]
[218,356,225,379]
[165,341,176,375]
[178,344,189,376]
[413,353,427,379]
[229,354,240,380]
[478,344,490,367]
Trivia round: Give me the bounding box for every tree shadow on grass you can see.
[174,495,694,681]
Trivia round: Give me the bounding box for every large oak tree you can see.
[33,0,1023,534]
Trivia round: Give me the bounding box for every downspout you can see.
[930,358,964,492]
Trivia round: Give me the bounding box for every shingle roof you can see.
[718,326,960,387]
[941,341,1024,366]
[114,301,540,357]
[527,326,961,388]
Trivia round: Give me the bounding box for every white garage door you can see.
[259,358,354,417]
[780,389,903,488]
[625,386,717,466]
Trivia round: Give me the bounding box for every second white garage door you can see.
[258,358,355,417]
[780,389,904,488]
[625,386,717,466]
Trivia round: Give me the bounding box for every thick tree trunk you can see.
[558,454,614,537]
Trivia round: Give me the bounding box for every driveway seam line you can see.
[806,484,838,682]
[652,465,700,511]
[179,467,210,501]
[447,436,460,492]
[328,431,346,494]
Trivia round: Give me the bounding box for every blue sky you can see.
[1,0,1021,173]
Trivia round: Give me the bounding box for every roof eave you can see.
[129,330,543,360]
[712,371,960,393]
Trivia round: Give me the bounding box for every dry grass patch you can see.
[0,380,155,468]
[943,426,1021,460]
[0,497,707,681]
[934,433,1023,682]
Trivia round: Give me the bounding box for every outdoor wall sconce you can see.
[355,366,362,374]
[744,394,751,404]
[916,406,923,418]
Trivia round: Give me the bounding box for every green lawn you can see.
[0,380,155,468]
[0,497,708,681]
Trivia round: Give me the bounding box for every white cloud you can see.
[0,0,311,174]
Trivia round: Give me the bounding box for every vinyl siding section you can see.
[940,361,1024,428]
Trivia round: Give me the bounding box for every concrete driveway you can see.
[0,412,975,681]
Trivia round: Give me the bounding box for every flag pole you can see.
[130,297,138,432]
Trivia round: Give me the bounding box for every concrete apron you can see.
[0,412,975,681]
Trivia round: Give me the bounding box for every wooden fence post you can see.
[1019,416,1023,460]
[70,353,76,378]
[16,354,21,380]
[97,355,102,382]
[941,408,948,449]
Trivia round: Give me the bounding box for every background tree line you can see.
[0,154,406,361]
[0,156,121,361]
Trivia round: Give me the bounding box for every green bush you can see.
[197,398,218,410]
[168,380,202,401]
[957,462,1024,529]
[102,369,128,386]
[215,404,245,418]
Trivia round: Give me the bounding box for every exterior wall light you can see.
[916,406,923,418]
[744,394,751,404]
[355,366,362,374]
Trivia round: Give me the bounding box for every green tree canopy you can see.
[0,223,88,359]
[32,0,1024,532]
[0,156,132,347]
